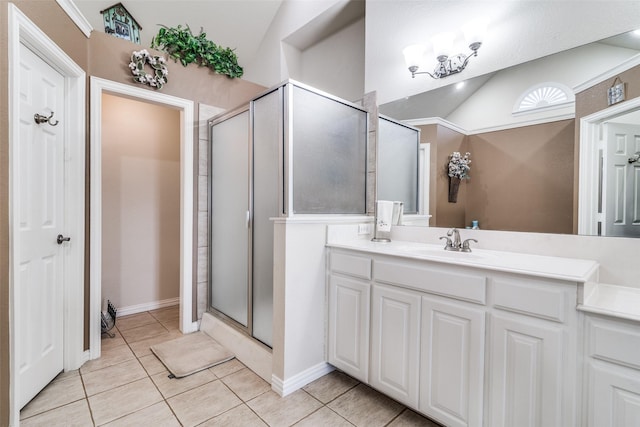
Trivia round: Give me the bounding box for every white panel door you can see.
[327,275,370,382]
[589,360,640,427]
[420,295,485,427]
[488,313,563,427]
[604,123,640,237]
[370,283,421,408]
[16,43,66,408]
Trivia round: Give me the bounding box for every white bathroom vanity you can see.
[326,233,640,427]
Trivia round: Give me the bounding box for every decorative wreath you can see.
[129,49,168,89]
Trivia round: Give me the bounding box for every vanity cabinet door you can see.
[587,360,640,427]
[327,274,370,382]
[586,315,640,427]
[488,313,563,427]
[370,283,421,408]
[420,295,485,427]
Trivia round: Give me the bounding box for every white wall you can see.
[299,17,365,101]
[101,94,181,310]
[243,0,347,87]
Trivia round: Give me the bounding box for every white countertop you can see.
[327,239,600,283]
[579,282,640,322]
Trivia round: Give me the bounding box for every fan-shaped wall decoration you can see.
[513,82,574,115]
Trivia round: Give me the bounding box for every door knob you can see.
[57,234,71,245]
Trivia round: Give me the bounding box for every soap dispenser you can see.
[471,220,479,230]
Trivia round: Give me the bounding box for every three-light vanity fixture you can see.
[403,19,487,79]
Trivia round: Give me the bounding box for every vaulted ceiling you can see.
[72,0,640,110]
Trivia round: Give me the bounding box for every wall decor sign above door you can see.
[607,76,626,106]
[100,2,142,44]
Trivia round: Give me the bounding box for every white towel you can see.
[376,200,394,232]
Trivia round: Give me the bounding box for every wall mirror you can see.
[379,29,640,237]
[376,115,420,215]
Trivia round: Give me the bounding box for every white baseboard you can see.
[115,297,180,317]
[271,362,335,397]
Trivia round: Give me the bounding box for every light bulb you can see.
[402,44,426,69]
[431,32,455,61]
[463,19,488,50]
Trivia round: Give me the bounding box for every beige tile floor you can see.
[19,306,441,426]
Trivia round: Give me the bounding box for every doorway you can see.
[579,96,640,236]
[603,120,640,237]
[101,94,181,316]
[89,77,196,360]
[8,5,86,424]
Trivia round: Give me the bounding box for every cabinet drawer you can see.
[330,251,372,280]
[374,260,486,304]
[492,277,566,322]
[588,317,640,370]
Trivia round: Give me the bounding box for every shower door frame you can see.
[208,106,254,335]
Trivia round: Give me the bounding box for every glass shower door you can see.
[209,109,250,327]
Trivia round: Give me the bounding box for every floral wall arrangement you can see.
[447,151,471,203]
[151,25,243,78]
[129,49,168,89]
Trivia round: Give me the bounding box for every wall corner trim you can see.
[271,362,334,397]
[55,0,93,38]
[573,53,640,94]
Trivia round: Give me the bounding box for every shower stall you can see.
[208,81,369,347]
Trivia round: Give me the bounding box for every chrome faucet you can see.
[448,228,461,248]
[439,228,478,252]
[439,228,461,251]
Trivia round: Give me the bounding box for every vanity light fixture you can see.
[403,19,487,79]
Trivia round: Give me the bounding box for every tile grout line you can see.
[127,311,184,426]
[23,307,434,427]
[76,362,97,427]
[189,362,270,425]
[18,371,90,423]
[87,311,181,426]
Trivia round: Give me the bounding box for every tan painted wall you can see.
[101,94,180,309]
[419,120,575,233]
[467,120,575,233]
[418,124,468,228]
[88,31,265,109]
[419,124,438,225]
[0,2,266,423]
[434,125,468,228]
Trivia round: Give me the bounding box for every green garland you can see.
[151,25,243,79]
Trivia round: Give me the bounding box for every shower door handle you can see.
[246,210,251,228]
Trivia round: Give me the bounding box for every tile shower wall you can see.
[359,92,378,215]
[197,104,225,321]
